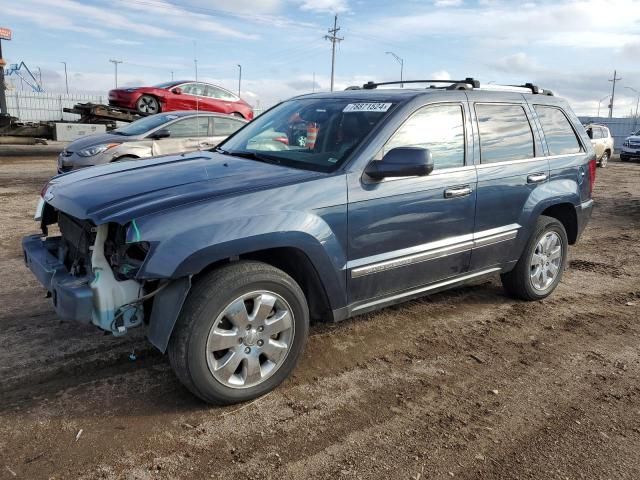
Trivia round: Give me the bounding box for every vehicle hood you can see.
[625,135,640,142]
[44,152,324,224]
[66,132,135,152]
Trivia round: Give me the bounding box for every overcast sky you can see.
[3,0,640,116]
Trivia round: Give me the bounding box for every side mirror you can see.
[365,147,434,180]
[172,87,182,94]
[150,128,171,140]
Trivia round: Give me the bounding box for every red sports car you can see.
[108,81,254,120]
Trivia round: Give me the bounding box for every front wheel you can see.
[136,95,160,115]
[501,215,568,301]
[168,261,309,405]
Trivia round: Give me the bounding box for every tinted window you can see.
[214,117,244,136]
[476,104,534,163]
[181,83,206,96]
[165,116,209,138]
[206,85,238,102]
[384,104,465,169]
[535,106,582,155]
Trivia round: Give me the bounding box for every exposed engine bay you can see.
[40,204,152,335]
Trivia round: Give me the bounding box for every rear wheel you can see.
[598,150,609,167]
[136,95,160,115]
[168,261,309,405]
[501,215,568,301]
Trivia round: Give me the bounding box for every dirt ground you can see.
[0,154,639,480]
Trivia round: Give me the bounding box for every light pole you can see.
[625,86,639,120]
[60,61,69,94]
[109,59,123,88]
[237,64,242,98]
[597,95,609,118]
[385,51,404,87]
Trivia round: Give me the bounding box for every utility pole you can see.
[324,14,343,92]
[237,64,242,98]
[171,71,174,81]
[385,51,404,87]
[109,59,123,88]
[312,71,316,93]
[0,39,7,115]
[60,61,69,94]
[608,69,621,118]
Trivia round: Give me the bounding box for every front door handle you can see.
[527,173,548,184]
[444,186,473,198]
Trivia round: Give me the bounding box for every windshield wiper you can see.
[221,150,282,165]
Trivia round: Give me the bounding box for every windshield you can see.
[113,113,184,136]
[153,81,181,89]
[219,98,395,172]
[634,129,640,136]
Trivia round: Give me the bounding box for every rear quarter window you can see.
[535,106,583,155]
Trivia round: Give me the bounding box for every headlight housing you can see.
[77,143,120,157]
[125,88,138,93]
[623,139,630,147]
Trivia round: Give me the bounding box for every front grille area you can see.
[58,212,96,274]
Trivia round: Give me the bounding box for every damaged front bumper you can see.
[22,235,94,323]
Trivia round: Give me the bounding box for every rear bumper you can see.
[22,235,93,323]
[575,199,594,242]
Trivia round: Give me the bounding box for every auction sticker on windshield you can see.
[343,103,392,113]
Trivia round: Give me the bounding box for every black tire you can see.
[136,95,161,115]
[620,155,628,162]
[500,215,568,301]
[168,261,309,405]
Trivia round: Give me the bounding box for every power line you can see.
[324,15,343,92]
[608,69,621,118]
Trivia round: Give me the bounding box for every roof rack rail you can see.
[511,83,554,96]
[361,78,480,90]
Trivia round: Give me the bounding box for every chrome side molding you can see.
[352,267,502,312]
[350,224,519,278]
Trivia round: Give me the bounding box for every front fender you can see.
[132,199,348,311]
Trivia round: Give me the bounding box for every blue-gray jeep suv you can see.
[23,79,596,404]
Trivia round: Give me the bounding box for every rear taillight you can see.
[40,181,50,198]
[588,157,597,196]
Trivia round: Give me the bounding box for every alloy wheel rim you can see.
[530,231,563,291]
[601,153,608,166]
[139,97,158,114]
[205,290,294,389]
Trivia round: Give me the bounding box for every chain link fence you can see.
[6,91,105,122]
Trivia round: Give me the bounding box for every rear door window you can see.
[476,104,534,163]
[214,117,244,136]
[384,103,466,169]
[535,106,583,155]
[165,117,209,138]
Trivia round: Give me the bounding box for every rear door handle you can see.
[527,173,548,184]
[444,186,473,198]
